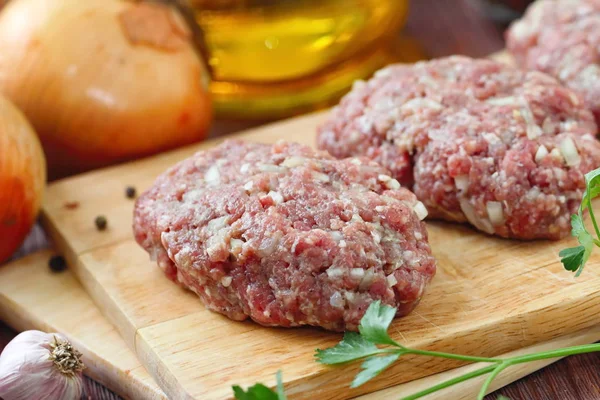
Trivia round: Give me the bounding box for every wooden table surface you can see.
[2,1,600,399]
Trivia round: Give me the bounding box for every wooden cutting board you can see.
[39,111,600,400]
[0,250,166,400]
[3,251,600,400]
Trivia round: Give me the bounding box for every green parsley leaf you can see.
[350,354,400,388]
[232,383,279,400]
[563,214,595,276]
[233,371,286,400]
[559,245,587,273]
[315,332,384,365]
[358,300,400,346]
[582,168,600,210]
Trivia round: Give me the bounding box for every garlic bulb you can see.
[0,331,84,400]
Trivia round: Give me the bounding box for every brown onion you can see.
[0,0,212,179]
[0,94,46,263]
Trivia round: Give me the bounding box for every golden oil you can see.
[190,0,421,119]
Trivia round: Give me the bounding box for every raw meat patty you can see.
[317,56,600,240]
[507,0,600,123]
[133,140,436,331]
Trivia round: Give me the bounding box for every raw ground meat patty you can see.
[506,0,600,123]
[317,56,600,240]
[133,140,436,331]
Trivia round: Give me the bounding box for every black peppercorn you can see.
[125,186,137,199]
[48,255,67,272]
[95,215,108,231]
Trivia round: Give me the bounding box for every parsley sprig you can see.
[233,370,286,400]
[559,167,600,276]
[315,301,600,400]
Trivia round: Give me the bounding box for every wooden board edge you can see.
[136,330,197,400]
[40,214,140,349]
[0,251,166,400]
[357,324,600,399]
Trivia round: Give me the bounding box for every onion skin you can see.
[0,95,46,264]
[0,0,212,179]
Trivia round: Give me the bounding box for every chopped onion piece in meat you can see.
[454,175,469,192]
[386,274,398,287]
[486,201,505,226]
[204,165,220,185]
[535,145,549,163]
[413,201,428,221]
[519,99,542,139]
[329,292,345,308]
[281,156,306,168]
[559,137,581,166]
[402,98,443,110]
[350,268,365,280]
[486,96,517,106]
[221,276,232,287]
[268,191,284,204]
[326,268,344,278]
[459,198,495,234]
[358,268,375,291]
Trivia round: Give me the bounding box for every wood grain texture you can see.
[0,250,166,400]
[2,252,600,400]
[39,111,600,400]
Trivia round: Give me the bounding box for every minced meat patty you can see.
[133,140,436,331]
[317,56,600,240]
[506,0,600,124]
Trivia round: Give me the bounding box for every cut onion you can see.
[535,145,548,163]
[519,99,542,139]
[459,198,495,234]
[350,268,365,280]
[550,148,563,160]
[486,201,505,226]
[207,216,228,231]
[386,274,398,287]
[454,175,469,192]
[204,165,220,185]
[267,191,284,204]
[358,268,375,291]
[221,276,232,287]
[485,96,517,106]
[229,238,244,251]
[258,164,286,173]
[413,201,428,221]
[326,268,344,279]
[329,292,345,308]
[281,156,306,168]
[559,137,581,166]
[312,171,330,182]
[402,98,443,111]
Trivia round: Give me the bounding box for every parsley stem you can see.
[402,343,600,400]
[587,195,600,241]
[503,343,600,363]
[400,364,497,400]
[476,362,510,400]
[406,349,502,364]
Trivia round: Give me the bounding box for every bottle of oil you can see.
[189,0,419,119]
